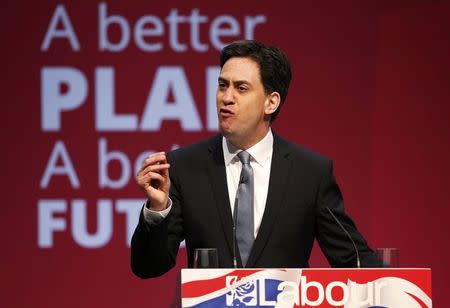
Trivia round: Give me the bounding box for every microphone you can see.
[326,207,361,268]
[232,175,244,268]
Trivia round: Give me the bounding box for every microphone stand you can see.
[326,207,361,268]
[233,197,238,268]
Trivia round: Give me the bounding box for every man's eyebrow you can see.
[234,80,251,86]
[217,76,252,85]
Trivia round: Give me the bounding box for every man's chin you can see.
[218,123,233,137]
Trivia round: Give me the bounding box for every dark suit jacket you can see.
[131,133,381,278]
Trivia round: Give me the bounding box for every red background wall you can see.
[1,0,449,307]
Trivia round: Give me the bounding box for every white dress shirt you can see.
[143,129,274,238]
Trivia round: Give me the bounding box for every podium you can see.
[181,268,431,307]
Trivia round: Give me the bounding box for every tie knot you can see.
[237,151,251,165]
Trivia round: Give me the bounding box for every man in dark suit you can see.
[131,40,381,279]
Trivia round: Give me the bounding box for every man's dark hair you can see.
[219,40,292,122]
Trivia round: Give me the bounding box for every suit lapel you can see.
[206,136,235,258]
[246,134,292,267]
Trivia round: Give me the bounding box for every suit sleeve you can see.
[130,151,185,278]
[315,160,383,267]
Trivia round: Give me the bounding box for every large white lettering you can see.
[41,4,80,51]
[71,199,113,248]
[37,199,144,248]
[41,67,87,131]
[40,66,219,132]
[209,15,240,50]
[96,3,266,52]
[98,3,130,52]
[134,16,164,52]
[277,281,299,305]
[40,141,80,189]
[38,200,67,248]
[140,66,202,131]
[224,276,392,307]
[326,281,349,306]
[300,275,325,306]
[95,67,138,131]
[189,9,208,52]
[98,138,131,189]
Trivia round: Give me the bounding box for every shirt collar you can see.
[222,129,273,167]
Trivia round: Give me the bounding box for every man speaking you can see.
[131,40,380,278]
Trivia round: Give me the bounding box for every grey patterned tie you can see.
[235,151,254,266]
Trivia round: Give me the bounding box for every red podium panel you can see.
[181,268,431,307]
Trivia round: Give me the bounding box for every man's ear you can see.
[265,92,281,116]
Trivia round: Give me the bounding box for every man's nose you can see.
[222,88,235,105]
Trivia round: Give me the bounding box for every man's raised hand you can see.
[136,152,170,211]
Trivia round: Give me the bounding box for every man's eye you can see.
[218,83,227,89]
[238,86,248,92]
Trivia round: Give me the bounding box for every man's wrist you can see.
[143,198,173,225]
[146,199,169,211]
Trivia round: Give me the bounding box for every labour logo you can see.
[226,276,257,306]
